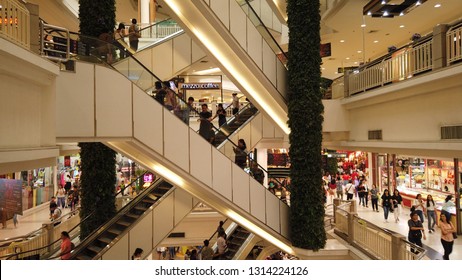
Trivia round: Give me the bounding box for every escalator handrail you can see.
[69,178,170,259]
[243,0,288,63]
[2,171,147,260]
[56,30,290,204]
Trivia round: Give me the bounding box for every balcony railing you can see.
[333,199,426,260]
[332,22,462,98]
[0,0,29,48]
[447,24,462,64]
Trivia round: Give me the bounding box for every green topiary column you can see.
[78,0,117,239]
[287,0,326,250]
[79,0,116,37]
[78,143,116,239]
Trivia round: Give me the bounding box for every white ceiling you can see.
[34,0,462,82]
[319,0,462,79]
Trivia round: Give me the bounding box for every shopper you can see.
[56,186,66,209]
[370,184,379,212]
[381,189,392,223]
[391,189,403,222]
[413,194,425,223]
[131,248,143,260]
[408,211,426,249]
[113,23,127,59]
[438,213,456,260]
[128,18,141,51]
[198,104,214,144]
[214,231,227,260]
[201,239,214,260]
[441,195,455,223]
[153,81,166,105]
[345,180,355,200]
[216,103,227,127]
[231,92,240,115]
[249,161,265,184]
[426,195,437,233]
[335,178,344,200]
[233,139,248,169]
[60,231,72,260]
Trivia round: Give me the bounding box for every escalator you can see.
[213,103,259,148]
[48,26,292,254]
[72,179,174,260]
[160,0,289,134]
[223,225,252,260]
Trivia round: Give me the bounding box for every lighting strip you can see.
[226,210,294,255]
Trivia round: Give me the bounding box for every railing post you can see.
[347,213,355,244]
[432,24,448,70]
[349,199,357,214]
[343,71,350,98]
[43,223,53,254]
[333,198,341,223]
[391,233,405,260]
[25,2,39,53]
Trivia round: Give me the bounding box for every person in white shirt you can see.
[231,92,240,115]
[214,231,227,260]
[345,180,355,200]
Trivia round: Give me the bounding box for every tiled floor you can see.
[2,199,461,260]
[353,201,461,260]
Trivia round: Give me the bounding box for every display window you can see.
[375,155,461,225]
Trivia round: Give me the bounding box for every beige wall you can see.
[0,38,59,173]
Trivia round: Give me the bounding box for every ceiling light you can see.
[334,72,338,74]
[399,12,405,16]
[340,40,345,43]
[374,40,379,43]
[367,11,372,16]
[346,57,350,60]
[361,24,366,28]
[383,11,389,16]
[357,50,362,53]
[434,4,441,8]
[354,62,358,64]
[416,1,421,6]
[400,25,405,28]
[381,0,386,4]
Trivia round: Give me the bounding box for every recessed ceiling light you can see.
[399,12,404,16]
[357,50,362,53]
[416,1,421,6]
[367,11,372,16]
[383,11,389,16]
[381,0,386,4]
[400,25,405,28]
[334,72,338,74]
[374,40,379,43]
[340,40,345,43]
[321,67,325,70]
[354,62,358,64]
[434,4,441,8]
[346,57,350,60]
[361,24,366,28]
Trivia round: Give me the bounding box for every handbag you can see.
[453,232,458,239]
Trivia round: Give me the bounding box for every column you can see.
[140,0,150,27]
[432,24,448,70]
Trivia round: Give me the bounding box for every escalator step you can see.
[134,206,148,212]
[107,228,122,235]
[125,213,140,219]
[116,220,131,227]
[98,237,113,244]
[87,245,103,254]
[76,254,92,260]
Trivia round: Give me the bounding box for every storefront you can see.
[0,165,55,214]
[374,154,461,232]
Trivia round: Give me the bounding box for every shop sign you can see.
[0,179,23,215]
[179,83,221,90]
[144,174,154,183]
[64,156,71,167]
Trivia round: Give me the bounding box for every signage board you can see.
[0,179,23,215]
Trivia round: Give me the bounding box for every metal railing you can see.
[447,24,462,64]
[39,21,70,62]
[139,19,182,40]
[0,0,29,48]
[333,201,426,260]
[349,38,433,95]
